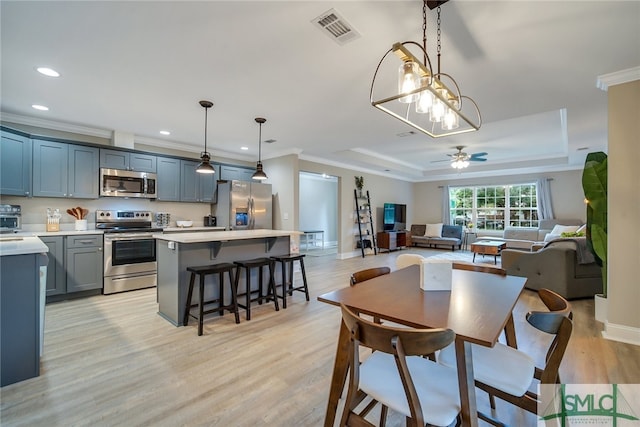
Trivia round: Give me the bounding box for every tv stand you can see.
[377,231,408,252]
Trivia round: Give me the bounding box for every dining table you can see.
[317,264,526,427]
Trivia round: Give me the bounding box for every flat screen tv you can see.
[383,203,406,231]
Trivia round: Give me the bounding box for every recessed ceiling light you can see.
[36,67,60,77]
[240,146,249,151]
[159,130,170,136]
[32,104,49,111]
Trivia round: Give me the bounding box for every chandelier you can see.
[370,1,481,138]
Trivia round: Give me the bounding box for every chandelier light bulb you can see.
[415,77,433,114]
[398,61,420,103]
[442,106,459,130]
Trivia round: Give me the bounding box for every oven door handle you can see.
[105,235,155,241]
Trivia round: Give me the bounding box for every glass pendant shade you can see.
[398,61,420,103]
[442,100,460,130]
[415,77,433,114]
[429,88,447,122]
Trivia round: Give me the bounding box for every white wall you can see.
[263,154,298,231]
[299,173,338,244]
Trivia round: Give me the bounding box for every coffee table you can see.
[470,240,507,264]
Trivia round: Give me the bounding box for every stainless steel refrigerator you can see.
[213,180,273,230]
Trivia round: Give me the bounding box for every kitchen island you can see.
[153,229,300,326]
[0,236,48,386]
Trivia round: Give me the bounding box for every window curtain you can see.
[536,178,554,220]
[441,185,451,224]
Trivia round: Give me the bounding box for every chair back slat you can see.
[341,304,455,356]
[350,267,391,286]
[452,262,506,275]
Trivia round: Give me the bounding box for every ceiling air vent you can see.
[312,8,361,45]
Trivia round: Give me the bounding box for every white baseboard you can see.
[602,322,640,346]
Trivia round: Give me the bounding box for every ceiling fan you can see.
[432,146,488,169]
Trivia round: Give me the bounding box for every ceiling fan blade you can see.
[469,152,488,159]
[431,159,453,163]
[469,157,487,162]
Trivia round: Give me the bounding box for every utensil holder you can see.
[75,219,88,231]
[46,223,60,232]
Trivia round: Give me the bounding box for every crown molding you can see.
[596,66,640,91]
[0,111,112,138]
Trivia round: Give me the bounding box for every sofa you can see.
[501,239,603,299]
[409,224,463,251]
[476,219,584,251]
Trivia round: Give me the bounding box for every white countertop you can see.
[0,236,49,256]
[162,226,226,232]
[153,229,301,243]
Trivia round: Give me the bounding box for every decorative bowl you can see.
[176,220,193,228]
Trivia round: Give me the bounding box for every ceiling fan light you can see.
[398,61,420,103]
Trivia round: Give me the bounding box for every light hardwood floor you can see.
[2,248,638,426]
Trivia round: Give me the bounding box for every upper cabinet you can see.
[179,160,218,203]
[220,165,255,181]
[0,130,32,196]
[33,140,99,199]
[156,156,180,202]
[100,148,156,173]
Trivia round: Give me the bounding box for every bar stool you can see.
[234,258,279,320]
[270,254,310,309]
[184,262,239,336]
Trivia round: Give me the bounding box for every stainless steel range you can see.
[97,210,161,294]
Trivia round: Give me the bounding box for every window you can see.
[449,183,538,230]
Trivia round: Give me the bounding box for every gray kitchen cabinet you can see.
[0,130,32,196]
[32,140,99,199]
[65,234,103,293]
[180,160,218,203]
[220,165,254,181]
[100,148,156,172]
[156,156,180,201]
[40,236,66,297]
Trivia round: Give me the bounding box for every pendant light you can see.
[196,100,215,174]
[252,117,268,181]
[369,1,481,138]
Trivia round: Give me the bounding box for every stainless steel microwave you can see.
[100,168,157,198]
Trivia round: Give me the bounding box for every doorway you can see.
[298,171,338,256]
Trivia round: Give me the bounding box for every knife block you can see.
[46,223,60,232]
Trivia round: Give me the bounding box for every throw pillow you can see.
[550,224,580,235]
[425,223,443,237]
[544,233,561,243]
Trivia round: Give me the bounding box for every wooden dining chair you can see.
[339,304,462,427]
[350,267,391,325]
[438,288,573,426]
[452,261,516,348]
[395,253,425,270]
[350,266,391,286]
[452,261,506,276]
